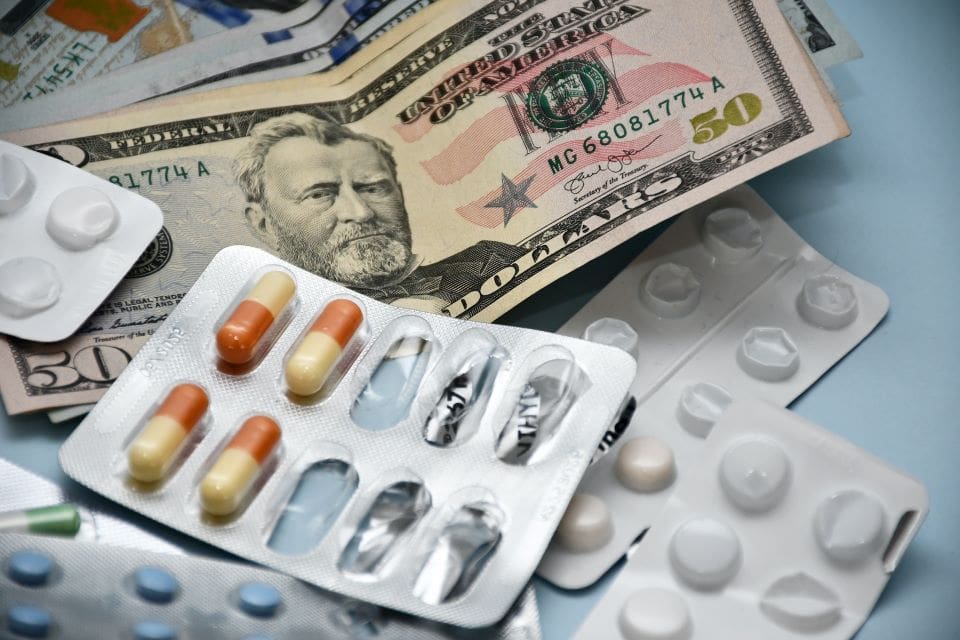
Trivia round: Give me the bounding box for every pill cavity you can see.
[814,490,886,565]
[237,582,282,617]
[759,572,842,633]
[555,493,613,553]
[582,317,640,360]
[216,271,296,365]
[413,503,501,604]
[45,186,119,250]
[351,335,432,431]
[496,359,587,464]
[0,257,61,318]
[617,588,692,640]
[719,438,791,512]
[798,274,859,329]
[640,263,701,318]
[7,550,53,586]
[423,350,499,447]
[200,416,281,517]
[285,298,364,396]
[737,327,800,382]
[702,207,763,262]
[134,567,179,604]
[133,621,177,640]
[339,481,431,576]
[675,382,732,438]
[615,437,675,493]
[669,518,741,590]
[7,604,51,638]
[128,383,209,483]
[0,153,36,214]
[267,460,358,556]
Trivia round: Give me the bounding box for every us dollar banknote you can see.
[778,0,862,69]
[0,0,847,414]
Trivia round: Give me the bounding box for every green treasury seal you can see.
[526,59,609,133]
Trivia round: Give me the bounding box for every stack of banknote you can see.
[0,0,861,419]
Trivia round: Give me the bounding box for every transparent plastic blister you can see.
[573,399,928,640]
[59,245,636,626]
[0,140,163,342]
[0,533,544,640]
[537,185,890,589]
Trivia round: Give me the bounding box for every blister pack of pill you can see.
[0,532,543,640]
[58,245,636,626]
[0,458,542,639]
[537,185,890,588]
[0,140,164,342]
[573,399,927,640]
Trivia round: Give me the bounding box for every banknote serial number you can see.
[108,161,211,190]
[548,78,731,174]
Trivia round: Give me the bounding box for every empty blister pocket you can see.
[266,444,359,556]
[350,316,436,431]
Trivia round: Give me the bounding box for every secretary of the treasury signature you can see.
[562,135,662,196]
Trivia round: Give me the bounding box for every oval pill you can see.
[128,384,209,483]
[285,299,363,396]
[133,620,177,640]
[134,567,179,603]
[216,271,295,365]
[7,604,51,638]
[237,582,282,618]
[8,550,53,586]
[200,416,281,516]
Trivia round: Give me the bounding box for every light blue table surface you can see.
[1,1,958,638]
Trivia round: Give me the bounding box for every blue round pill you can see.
[237,582,282,618]
[134,567,178,603]
[7,551,53,587]
[7,604,51,638]
[133,620,177,640]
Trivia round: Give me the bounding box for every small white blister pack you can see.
[0,459,542,639]
[0,533,543,640]
[58,245,636,627]
[537,185,890,588]
[573,399,928,640]
[0,140,164,342]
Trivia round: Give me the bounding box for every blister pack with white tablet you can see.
[0,533,543,640]
[58,245,636,626]
[537,185,890,588]
[0,140,164,342]
[0,459,542,639]
[573,399,928,640]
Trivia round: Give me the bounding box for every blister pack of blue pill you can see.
[0,140,164,342]
[58,245,636,626]
[536,185,891,589]
[0,532,543,639]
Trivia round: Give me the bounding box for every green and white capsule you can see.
[0,504,81,537]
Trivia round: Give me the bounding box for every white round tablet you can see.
[555,494,613,553]
[0,257,61,318]
[797,274,859,329]
[676,382,733,438]
[814,490,886,565]
[669,518,742,590]
[640,263,701,319]
[616,437,675,493]
[702,207,763,262]
[0,153,36,215]
[618,588,692,640]
[737,326,800,382]
[46,186,119,250]
[719,437,791,512]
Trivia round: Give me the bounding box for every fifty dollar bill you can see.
[0,0,847,414]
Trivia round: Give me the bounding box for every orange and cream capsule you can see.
[285,299,364,396]
[200,416,281,516]
[216,271,296,365]
[128,383,209,483]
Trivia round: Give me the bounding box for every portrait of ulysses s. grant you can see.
[234,112,526,312]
